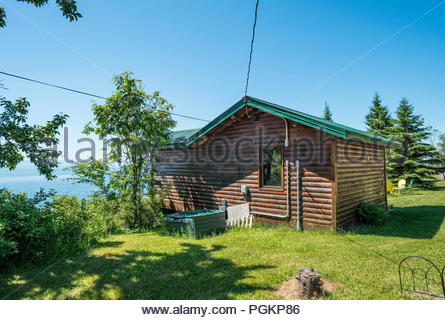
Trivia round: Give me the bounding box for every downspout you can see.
[282,117,289,147]
[252,117,290,219]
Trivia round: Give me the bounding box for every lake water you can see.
[0,161,93,199]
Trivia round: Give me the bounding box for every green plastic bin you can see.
[166,209,226,238]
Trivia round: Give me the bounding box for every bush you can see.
[0,190,126,268]
[0,187,166,267]
[117,193,165,231]
[48,196,126,258]
[357,202,390,225]
[0,189,54,265]
[141,193,165,229]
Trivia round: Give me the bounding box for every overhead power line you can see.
[244,0,260,97]
[0,71,210,123]
[0,71,106,99]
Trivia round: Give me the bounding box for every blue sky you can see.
[1,0,445,157]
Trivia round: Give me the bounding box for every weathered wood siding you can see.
[156,107,336,230]
[334,140,387,229]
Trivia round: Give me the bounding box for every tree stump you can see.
[296,267,322,298]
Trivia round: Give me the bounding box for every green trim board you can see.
[166,96,401,149]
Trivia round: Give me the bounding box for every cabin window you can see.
[260,146,283,188]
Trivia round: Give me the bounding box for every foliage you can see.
[69,161,167,230]
[438,133,445,174]
[77,72,175,228]
[119,193,166,231]
[323,101,332,121]
[357,202,389,225]
[387,98,440,184]
[69,160,117,200]
[0,97,68,179]
[0,189,53,265]
[50,195,126,246]
[0,0,81,28]
[0,189,124,268]
[365,93,393,137]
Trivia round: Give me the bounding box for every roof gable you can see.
[167,96,401,149]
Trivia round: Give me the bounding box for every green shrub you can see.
[0,187,166,267]
[0,189,54,265]
[357,202,390,225]
[141,193,165,229]
[117,193,165,231]
[0,190,128,268]
[47,196,124,258]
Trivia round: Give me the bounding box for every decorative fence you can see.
[398,256,445,299]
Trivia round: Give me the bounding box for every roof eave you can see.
[345,132,402,149]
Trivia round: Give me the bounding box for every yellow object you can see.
[386,181,394,193]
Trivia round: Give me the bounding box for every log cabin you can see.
[156,96,400,230]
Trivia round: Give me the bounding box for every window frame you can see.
[258,144,285,193]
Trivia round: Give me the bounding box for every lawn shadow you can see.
[352,205,445,239]
[0,241,274,299]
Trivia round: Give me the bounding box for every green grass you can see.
[1,181,445,300]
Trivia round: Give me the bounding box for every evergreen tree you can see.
[387,98,439,184]
[438,133,445,178]
[323,102,332,121]
[438,133,445,158]
[365,93,392,137]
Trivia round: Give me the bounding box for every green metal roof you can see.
[167,96,401,149]
[165,128,201,148]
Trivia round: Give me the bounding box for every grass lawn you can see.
[1,181,445,300]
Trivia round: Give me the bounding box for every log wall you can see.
[334,139,387,229]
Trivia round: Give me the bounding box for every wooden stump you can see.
[296,267,322,298]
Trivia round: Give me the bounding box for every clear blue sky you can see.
[1,0,444,156]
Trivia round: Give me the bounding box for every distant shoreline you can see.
[0,161,92,199]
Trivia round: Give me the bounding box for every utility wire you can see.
[0,71,210,123]
[244,0,260,97]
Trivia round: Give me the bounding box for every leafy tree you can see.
[69,160,117,200]
[365,93,393,137]
[323,101,332,121]
[0,97,68,179]
[387,98,439,184]
[72,72,176,227]
[1,0,80,177]
[0,0,81,28]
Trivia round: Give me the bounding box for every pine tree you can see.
[365,93,392,137]
[323,102,332,121]
[438,133,445,178]
[387,98,439,184]
[438,133,445,159]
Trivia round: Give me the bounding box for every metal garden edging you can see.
[398,256,445,299]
